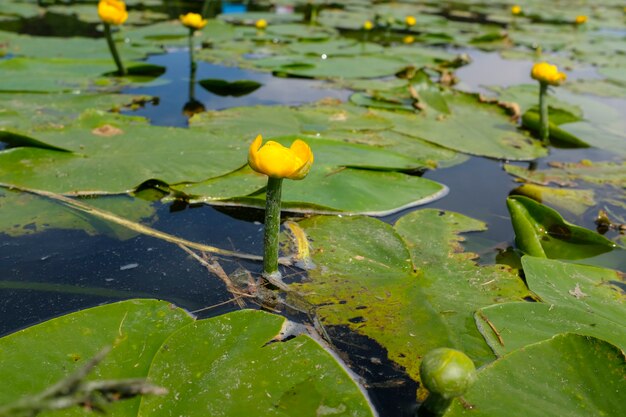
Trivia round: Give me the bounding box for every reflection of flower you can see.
[531,62,567,86]
[182,99,206,118]
[248,135,313,180]
[403,35,415,44]
[98,0,128,26]
[180,12,207,31]
[255,19,268,29]
[405,15,416,26]
[575,15,587,24]
[363,20,374,30]
[511,5,522,15]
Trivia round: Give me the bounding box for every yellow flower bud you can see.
[511,5,522,15]
[248,135,314,180]
[531,62,567,86]
[575,15,587,24]
[255,19,268,30]
[363,20,374,30]
[405,15,416,26]
[180,12,207,31]
[98,0,128,26]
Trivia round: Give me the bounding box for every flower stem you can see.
[103,23,126,76]
[188,28,196,73]
[538,81,549,143]
[263,177,283,280]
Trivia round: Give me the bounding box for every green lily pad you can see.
[0,57,165,93]
[198,78,262,97]
[444,334,626,417]
[476,256,626,356]
[506,195,617,259]
[141,310,375,417]
[289,209,530,386]
[521,110,590,147]
[504,161,626,188]
[376,92,546,160]
[0,299,194,415]
[0,299,375,417]
[0,111,248,194]
[0,92,153,131]
[0,32,161,60]
[182,135,447,215]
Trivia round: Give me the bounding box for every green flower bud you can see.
[420,348,476,399]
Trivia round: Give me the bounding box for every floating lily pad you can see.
[0,92,153,131]
[377,92,546,160]
[0,57,166,93]
[289,209,530,386]
[0,299,375,417]
[0,111,248,194]
[198,78,262,97]
[506,195,617,259]
[477,256,626,356]
[444,334,626,417]
[504,161,626,188]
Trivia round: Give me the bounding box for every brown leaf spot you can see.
[92,125,124,137]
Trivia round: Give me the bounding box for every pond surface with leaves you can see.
[0,1,625,416]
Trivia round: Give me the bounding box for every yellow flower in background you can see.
[248,135,313,180]
[511,5,522,15]
[405,15,417,26]
[180,12,207,31]
[98,0,128,26]
[575,15,588,24]
[403,35,415,44]
[255,19,268,29]
[363,20,374,30]
[531,62,567,86]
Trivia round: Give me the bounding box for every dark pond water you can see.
[1,2,625,416]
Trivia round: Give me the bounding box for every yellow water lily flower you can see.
[180,12,207,31]
[405,15,416,26]
[363,20,374,30]
[575,15,588,24]
[403,35,415,44]
[248,135,313,180]
[255,19,268,29]
[531,62,567,86]
[511,5,522,15]
[98,0,128,26]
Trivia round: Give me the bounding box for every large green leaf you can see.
[375,92,547,160]
[506,195,618,259]
[504,161,626,188]
[0,57,165,93]
[0,111,248,194]
[0,299,194,416]
[0,300,375,417]
[0,92,152,131]
[140,310,375,417]
[476,257,626,356]
[444,334,626,417]
[290,209,530,385]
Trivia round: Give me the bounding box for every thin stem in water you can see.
[538,81,549,143]
[188,28,196,74]
[104,23,126,76]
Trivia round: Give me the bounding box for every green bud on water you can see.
[420,348,476,399]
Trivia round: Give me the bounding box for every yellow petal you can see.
[98,0,128,26]
[247,136,313,180]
